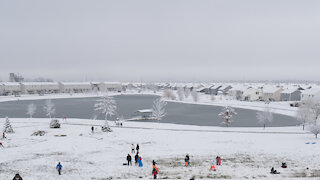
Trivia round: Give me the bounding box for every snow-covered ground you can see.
[1,118,319,180]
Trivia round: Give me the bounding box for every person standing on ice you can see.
[127,154,132,166]
[131,144,135,153]
[56,162,62,175]
[12,173,23,180]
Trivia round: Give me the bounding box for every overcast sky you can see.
[0,0,319,82]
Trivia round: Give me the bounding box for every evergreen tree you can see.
[3,117,14,133]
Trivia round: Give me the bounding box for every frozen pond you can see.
[0,95,299,127]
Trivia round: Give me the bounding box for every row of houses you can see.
[152,82,320,102]
[0,82,122,96]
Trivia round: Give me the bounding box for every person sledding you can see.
[56,162,62,175]
[12,173,23,180]
[210,161,216,171]
[185,154,190,166]
[152,161,159,179]
[270,167,280,174]
[281,162,287,168]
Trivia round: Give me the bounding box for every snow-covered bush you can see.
[31,130,46,136]
[43,99,55,119]
[256,106,273,129]
[219,106,237,127]
[152,98,167,121]
[163,89,176,100]
[191,90,199,102]
[184,89,190,98]
[177,88,184,101]
[94,95,116,131]
[3,117,14,133]
[27,103,37,118]
[50,119,61,128]
[211,95,215,101]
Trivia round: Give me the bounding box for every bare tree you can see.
[152,98,167,121]
[94,95,117,130]
[43,99,55,119]
[219,106,237,127]
[191,90,199,102]
[27,103,37,118]
[177,88,184,101]
[256,106,273,129]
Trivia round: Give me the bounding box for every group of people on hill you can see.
[126,144,143,167]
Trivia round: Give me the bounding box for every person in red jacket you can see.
[152,164,159,179]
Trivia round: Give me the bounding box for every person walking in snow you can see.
[127,154,132,166]
[185,154,190,166]
[218,156,221,165]
[12,173,23,180]
[138,156,143,167]
[152,163,159,179]
[216,156,219,165]
[136,144,140,153]
[131,144,135,153]
[135,153,139,165]
[56,162,62,175]
[91,126,94,133]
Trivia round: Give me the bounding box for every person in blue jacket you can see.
[56,162,62,175]
[138,156,143,167]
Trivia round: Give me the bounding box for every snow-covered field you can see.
[1,118,319,180]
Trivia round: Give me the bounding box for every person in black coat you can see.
[136,144,140,153]
[127,154,132,166]
[13,173,23,180]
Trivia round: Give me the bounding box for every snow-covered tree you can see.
[152,98,167,121]
[43,99,55,119]
[211,95,216,102]
[307,120,320,139]
[3,117,14,133]
[184,88,190,98]
[256,106,273,129]
[219,106,237,127]
[27,103,37,118]
[163,89,176,100]
[191,90,199,102]
[296,103,312,130]
[177,88,184,101]
[94,95,117,129]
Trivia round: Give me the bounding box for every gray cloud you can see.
[0,0,319,82]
